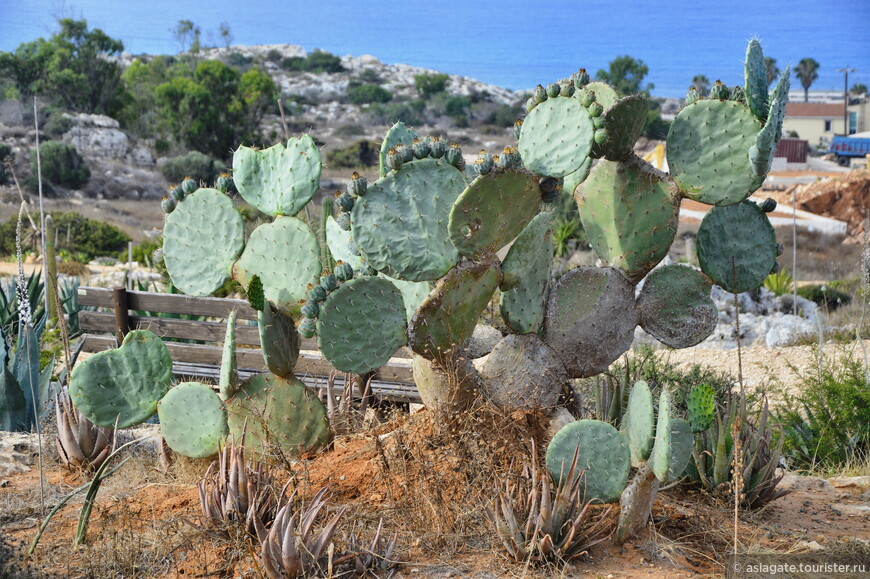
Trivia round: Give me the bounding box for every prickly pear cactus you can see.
[158,381,227,459]
[687,384,716,433]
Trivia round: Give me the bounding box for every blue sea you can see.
[1,0,868,98]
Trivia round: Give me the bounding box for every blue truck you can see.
[830,135,870,166]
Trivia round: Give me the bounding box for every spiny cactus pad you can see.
[696,201,777,293]
[219,311,238,401]
[380,274,434,322]
[232,135,321,217]
[598,94,649,162]
[233,216,321,315]
[561,157,593,198]
[412,354,481,410]
[666,418,694,482]
[542,266,638,378]
[476,334,567,409]
[750,70,790,177]
[69,330,172,428]
[648,389,673,483]
[546,419,631,503]
[744,40,770,124]
[157,381,227,459]
[163,188,244,297]
[667,100,763,206]
[448,169,541,259]
[317,277,408,374]
[258,305,300,377]
[226,373,329,455]
[379,122,418,177]
[518,96,594,178]
[352,158,465,281]
[636,265,717,348]
[499,213,554,334]
[325,215,365,273]
[577,82,619,111]
[408,261,501,360]
[687,384,716,433]
[622,380,655,466]
[576,156,678,283]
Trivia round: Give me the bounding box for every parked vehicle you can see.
[829,135,870,166]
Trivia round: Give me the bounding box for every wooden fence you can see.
[76,286,421,403]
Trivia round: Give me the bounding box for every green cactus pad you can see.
[576,157,679,283]
[317,277,408,374]
[163,188,244,297]
[351,158,465,281]
[408,261,501,360]
[750,70,790,177]
[219,311,238,401]
[744,40,769,123]
[546,419,631,503]
[518,96,594,178]
[380,274,434,322]
[636,265,717,348]
[499,213,554,334]
[561,157,593,197]
[696,201,777,293]
[577,82,619,111]
[667,100,763,206]
[598,94,649,161]
[325,215,365,273]
[226,373,329,456]
[232,135,321,217]
[258,305,300,377]
[233,216,321,316]
[448,169,541,259]
[379,122,418,177]
[69,330,172,429]
[542,266,638,378]
[648,389,673,483]
[621,380,655,466]
[157,382,227,459]
[666,418,694,482]
[687,384,716,433]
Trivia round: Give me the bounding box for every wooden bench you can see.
[76,286,421,404]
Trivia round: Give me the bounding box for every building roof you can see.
[786,102,845,118]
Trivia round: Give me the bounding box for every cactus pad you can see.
[233,216,321,315]
[412,354,481,410]
[352,158,465,281]
[622,380,655,466]
[379,122,418,177]
[232,135,321,217]
[576,156,679,283]
[499,213,554,334]
[687,384,716,433]
[408,261,501,360]
[546,419,631,503]
[476,334,568,409]
[219,311,238,401]
[163,188,244,296]
[598,94,649,161]
[561,157,593,197]
[258,305,300,377]
[325,215,365,273]
[542,266,638,378]
[381,274,434,322]
[577,82,619,111]
[448,169,541,259]
[69,330,172,429]
[636,265,717,348]
[158,382,227,459]
[518,96,594,178]
[648,389,673,483]
[744,40,769,123]
[666,418,694,482]
[317,277,408,374]
[696,201,777,293]
[226,373,329,455]
[667,100,763,205]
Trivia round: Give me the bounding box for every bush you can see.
[486,104,524,128]
[161,151,223,185]
[366,100,426,126]
[31,141,90,189]
[326,140,379,169]
[0,142,11,185]
[0,211,130,261]
[43,113,74,138]
[414,72,449,98]
[348,84,392,105]
[797,283,851,310]
[282,50,345,74]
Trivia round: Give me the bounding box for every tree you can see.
[219,22,233,48]
[595,56,653,95]
[0,19,127,116]
[172,19,202,54]
[691,75,710,96]
[414,73,450,98]
[795,58,820,102]
[850,83,868,96]
[764,57,780,85]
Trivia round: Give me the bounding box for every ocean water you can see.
[2,0,868,98]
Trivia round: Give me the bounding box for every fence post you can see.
[112,286,130,344]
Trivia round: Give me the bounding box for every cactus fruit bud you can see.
[587,102,604,118]
[594,128,608,144]
[348,171,367,197]
[181,177,198,195]
[559,81,575,97]
[710,80,730,100]
[301,300,320,319]
[534,84,548,104]
[445,143,463,166]
[499,146,520,169]
[320,271,338,292]
[771,261,781,274]
[513,119,523,140]
[161,196,177,214]
[685,87,700,105]
[412,138,431,159]
[387,147,403,171]
[429,137,447,158]
[592,116,606,129]
[216,173,233,194]
[760,198,777,212]
[547,83,561,98]
[775,243,784,256]
[579,91,596,108]
[336,211,351,231]
[298,317,317,339]
[573,68,590,88]
[169,186,184,202]
[729,85,747,104]
[397,144,414,164]
[334,261,354,281]
[337,191,355,212]
[475,150,494,175]
[307,283,328,303]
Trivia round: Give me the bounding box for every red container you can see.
[774,138,808,163]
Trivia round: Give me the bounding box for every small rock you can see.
[795,540,824,552]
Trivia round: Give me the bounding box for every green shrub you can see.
[281,56,306,71]
[348,84,392,105]
[486,104,524,128]
[0,211,130,261]
[305,50,345,73]
[414,72,449,98]
[31,141,90,189]
[776,350,870,472]
[161,151,223,184]
[326,140,379,169]
[43,113,74,137]
[358,69,381,83]
[366,100,426,126]
[797,284,851,310]
[0,142,11,185]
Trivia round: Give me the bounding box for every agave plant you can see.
[198,434,289,541]
[487,443,613,564]
[344,519,400,577]
[257,486,349,578]
[54,387,114,471]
